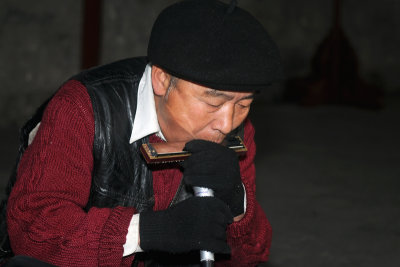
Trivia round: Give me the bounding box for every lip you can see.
[210,135,226,144]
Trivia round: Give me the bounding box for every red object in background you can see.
[285,0,384,109]
[81,0,102,69]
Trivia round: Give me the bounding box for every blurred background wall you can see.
[0,0,399,127]
[1,1,399,266]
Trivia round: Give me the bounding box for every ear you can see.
[152,65,171,97]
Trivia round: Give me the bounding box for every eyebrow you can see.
[203,89,254,101]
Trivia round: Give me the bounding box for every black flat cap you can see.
[148,0,282,92]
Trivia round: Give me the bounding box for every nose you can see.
[214,104,234,135]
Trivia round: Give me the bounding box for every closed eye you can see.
[237,99,253,109]
[207,102,223,108]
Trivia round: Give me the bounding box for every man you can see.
[1,0,282,266]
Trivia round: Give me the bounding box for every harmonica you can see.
[140,136,247,164]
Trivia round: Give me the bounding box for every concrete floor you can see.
[250,97,400,267]
[1,97,399,266]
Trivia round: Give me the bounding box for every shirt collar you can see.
[129,64,165,144]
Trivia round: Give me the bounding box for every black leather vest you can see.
[72,57,154,212]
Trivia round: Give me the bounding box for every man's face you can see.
[155,78,254,144]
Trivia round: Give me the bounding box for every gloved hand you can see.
[182,139,245,217]
[139,197,233,254]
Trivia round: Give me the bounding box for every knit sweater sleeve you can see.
[217,119,272,266]
[7,80,136,267]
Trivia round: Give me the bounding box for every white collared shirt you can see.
[129,64,165,144]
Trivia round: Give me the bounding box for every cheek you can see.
[168,100,213,133]
[233,107,250,127]
[183,104,214,131]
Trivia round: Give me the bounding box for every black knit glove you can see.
[139,197,232,254]
[182,139,245,217]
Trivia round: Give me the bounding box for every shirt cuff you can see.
[243,182,247,214]
[123,214,143,256]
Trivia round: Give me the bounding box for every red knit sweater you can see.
[7,80,271,266]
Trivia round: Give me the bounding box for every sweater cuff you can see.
[98,207,136,266]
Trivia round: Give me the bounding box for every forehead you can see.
[177,79,254,100]
[202,88,254,100]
